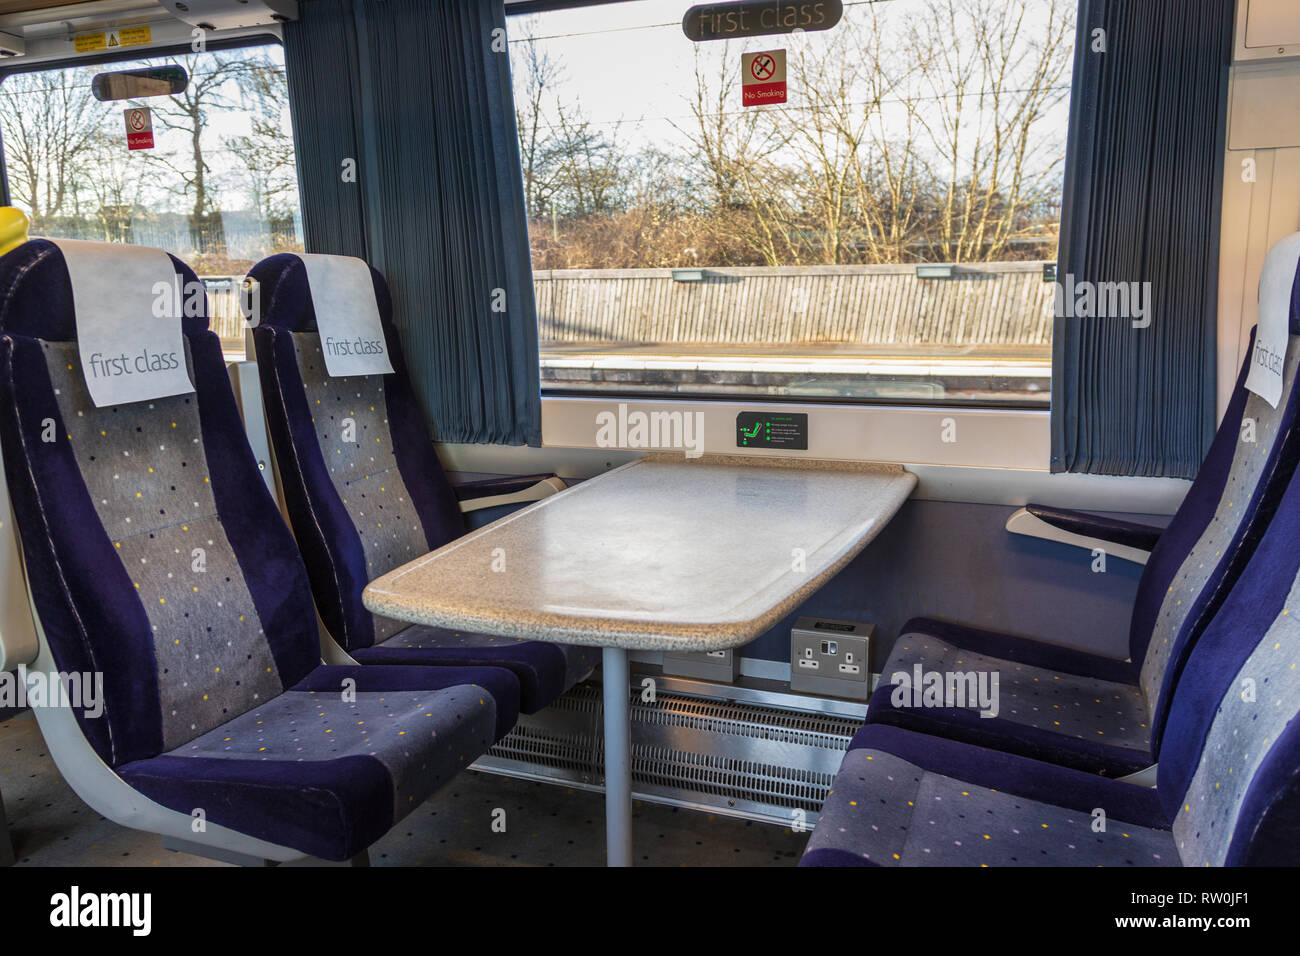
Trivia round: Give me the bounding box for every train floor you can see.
[0,710,807,868]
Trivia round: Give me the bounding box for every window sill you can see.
[539,393,1051,470]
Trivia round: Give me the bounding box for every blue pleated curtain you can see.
[1052,0,1234,477]
[284,0,542,445]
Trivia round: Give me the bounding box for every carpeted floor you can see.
[0,710,808,867]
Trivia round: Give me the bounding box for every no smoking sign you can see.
[741,49,786,106]
[124,107,154,151]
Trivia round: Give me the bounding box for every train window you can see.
[509,0,1074,405]
[0,42,301,352]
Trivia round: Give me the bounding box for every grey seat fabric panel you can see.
[881,632,1151,751]
[292,332,426,643]
[805,747,1177,866]
[41,340,285,750]
[1139,334,1300,720]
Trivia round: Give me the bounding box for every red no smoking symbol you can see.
[750,53,776,81]
[129,110,146,131]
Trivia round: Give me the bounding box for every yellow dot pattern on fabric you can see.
[881,633,1151,752]
[804,747,1175,866]
[1172,592,1300,867]
[40,340,285,751]
[171,681,499,816]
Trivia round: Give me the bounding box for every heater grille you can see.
[631,745,836,812]
[636,693,855,747]
[477,680,860,825]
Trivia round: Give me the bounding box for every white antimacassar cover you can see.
[296,253,395,377]
[55,239,195,409]
[1245,232,1300,409]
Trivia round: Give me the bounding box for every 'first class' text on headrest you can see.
[86,349,181,379]
[323,335,386,358]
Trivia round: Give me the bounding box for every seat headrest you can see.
[0,239,209,342]
[247,252,394,334]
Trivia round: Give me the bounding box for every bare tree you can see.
[829,7,931,264]
[909,0,1073,261]
[783,23,882,264]
[83,130,148,242]
[515,0,1073,268]
[550,103,625,216]
[144,53,260,254]
[513,19,565,220]
[674,45,797,265]
[0,68,100,229]
[225,58,298,227]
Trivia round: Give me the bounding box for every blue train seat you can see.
[868,245,1300,776]
[0,238,520,863]
[248,253,597,713]
[802,438,1300,866]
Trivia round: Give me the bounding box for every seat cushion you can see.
[118,664,520,861]
[350,624,599,713]
[801,725,1176,867]
[869,618,1150,776]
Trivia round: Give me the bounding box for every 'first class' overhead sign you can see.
[682,1,843,42]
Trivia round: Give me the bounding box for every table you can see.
[363,453,917,865]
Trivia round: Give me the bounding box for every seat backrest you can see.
[0,239,321,767]
[1133,252,1300,753]
[1156,438,1300,866]
[249,253,465,653]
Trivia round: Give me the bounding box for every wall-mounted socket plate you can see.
[790,616,872,700]
[663,647,740,683]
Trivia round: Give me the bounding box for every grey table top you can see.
[363,454,916,652]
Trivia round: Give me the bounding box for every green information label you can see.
[736,411,808,449]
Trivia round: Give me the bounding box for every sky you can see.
[0,1,1075,225]
[506,0,1076,159]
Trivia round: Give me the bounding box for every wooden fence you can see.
[204,277,249,342]
[533,262,1054,348]
[205,261,1055,349]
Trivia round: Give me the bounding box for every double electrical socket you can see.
[789,616,873,700]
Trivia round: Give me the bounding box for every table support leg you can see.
[601,646,633,867]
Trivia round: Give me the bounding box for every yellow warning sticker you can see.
[74,26,152,54]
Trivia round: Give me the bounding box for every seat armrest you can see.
[1006,505,1164,566]
[454,473,558,501]
[1025,504,1164,552]
[454,474,567,513]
